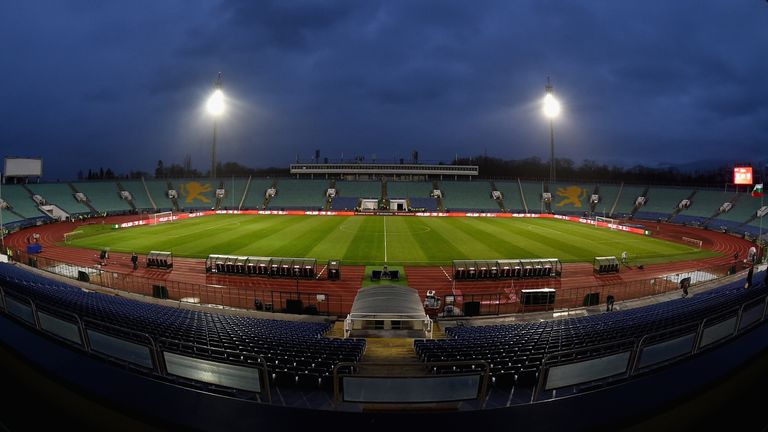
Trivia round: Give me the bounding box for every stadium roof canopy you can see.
[348,285,427,320]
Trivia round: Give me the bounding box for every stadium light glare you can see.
[206,89,225,116]
[542,93,561,119]
[208,73,224,178]
[543,78,560,184]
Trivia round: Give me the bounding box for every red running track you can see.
[4,216,755,317]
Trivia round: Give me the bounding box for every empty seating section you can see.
[717,193,762,224]
[330,197,359,210]
[1,209,23,224]
[685,190,729,218]
[72,182,132,212]
[611,186,646,216]
[440,181,496,211]
[1,184,45,219]
[25,183,92,214]
[408,197,438,211]
[0,264,365,391]
[550,183,595,215]
[387,181,431,199]
[335,181,380,199]
[520,181,544,213]
[172,178,216,210]
[216,178,250,210]
[593,185,620,216]
[144,180,175,211]
[118,181,154,209]
[269,179,326,209]
[415,274,766,396]
[643,187,692,216]
[241,179,274,209]
[494,181,523,212]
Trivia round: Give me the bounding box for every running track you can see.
[4,216,755,317]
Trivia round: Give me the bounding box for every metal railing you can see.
[0,285,271,403]
[440,262,736,317]
[12,251,346,317]
[0,267,766,410]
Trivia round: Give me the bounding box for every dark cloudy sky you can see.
[1,1,767,179]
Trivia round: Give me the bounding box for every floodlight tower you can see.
[543,77,561,184]
[206,73,225,179]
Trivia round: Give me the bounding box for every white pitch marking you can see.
[383,216,388,263]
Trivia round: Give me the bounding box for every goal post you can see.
[151,211,174,225]
[682,237,703,249]
[63,230,84,244]
[595,216,618,230]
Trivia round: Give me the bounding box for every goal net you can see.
[595,216,618,230]
[151,211,174,225]
[63,230,84,244]
[682,236,703,249]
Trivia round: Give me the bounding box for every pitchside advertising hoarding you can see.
[734,166,753,185]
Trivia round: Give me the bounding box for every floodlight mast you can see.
[543,77,561,184]
[207,73,224,179]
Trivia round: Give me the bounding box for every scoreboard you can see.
[734,167,753,185]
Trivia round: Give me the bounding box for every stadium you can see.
[1,161,767,430]
[2,3,768,431]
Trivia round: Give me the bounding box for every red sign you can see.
[734,167,753,185]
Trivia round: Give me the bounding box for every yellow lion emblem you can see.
[180,182,212,204]
[555,186,587,208]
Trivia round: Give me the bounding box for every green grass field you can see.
[64,215,717,265]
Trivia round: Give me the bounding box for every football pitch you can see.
[65,215,717,266]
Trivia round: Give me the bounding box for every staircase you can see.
[214,180,225,210]
[324,179,336,210]
[543,182,552,214]
[4,207,27,221]
[490,181,505,211]
[381,180,388,210]
[518,178,528,213]
[115,181,137,211]
[609,183,623,217]
[167,181,180,211]
[264,180,278,209]
[238,176,251,210]
[588,185,600,216]
[141,177,157,211]
[703,193,739,228]
[432,180,445,211]
[667,190,697,222]
[68,183,99,213]
[628,186,650,219]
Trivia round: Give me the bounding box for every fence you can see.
[443,263,736,317]
[15,251,346,317]
[11,249,740,319]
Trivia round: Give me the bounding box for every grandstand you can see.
[0,176,767,430]
[550,182,595,215]
[520,180,545,213]
[143,179,176,211]
[240,178,274,209]
[268,179,327,210]
[335,180,380,200]
[611,185,647,217]
[72,181,132,213]
[634,186,693,221]
[494,180,523,212]
[117,180,154,210]
[25,182,92,215]
[439,181,497,211]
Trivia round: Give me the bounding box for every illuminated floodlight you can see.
[542,93,561,118]
[206,89,225,116]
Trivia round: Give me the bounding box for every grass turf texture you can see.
[64,215,718,266]
[362,265,409,287]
